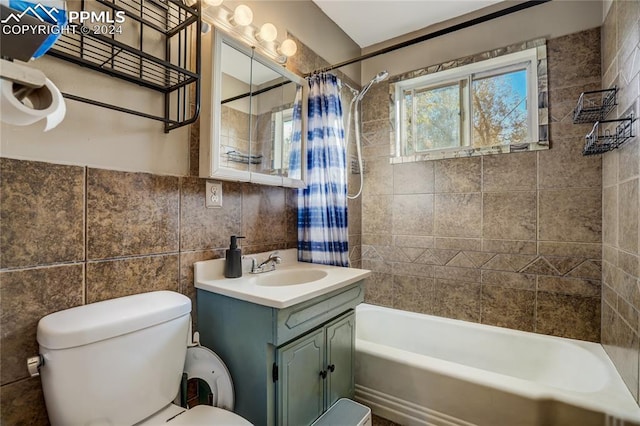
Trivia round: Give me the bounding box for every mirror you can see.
[200,29,307,188]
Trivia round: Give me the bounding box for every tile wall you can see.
[0,158,297,424]
[601,0,640,403]
[360,27,604,342]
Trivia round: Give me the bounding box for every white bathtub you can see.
[355,304,640,426]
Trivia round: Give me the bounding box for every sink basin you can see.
[194,248,371,308]
[256,269,328,286]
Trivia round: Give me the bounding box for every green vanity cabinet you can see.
[325,312,356,405]
[277,311,355,425]
[196,281,364,426]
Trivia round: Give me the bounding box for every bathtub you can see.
[354,304,640,426]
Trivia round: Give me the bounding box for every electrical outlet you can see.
[205,181,222,208]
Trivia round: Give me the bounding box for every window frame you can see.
[401,78,469,153]
[393,47,541,159]
[271,106,294,172]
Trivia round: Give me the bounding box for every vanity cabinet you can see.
[196,281,364,426]
[277,311,355,425]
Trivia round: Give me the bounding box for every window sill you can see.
[390,140,549,164]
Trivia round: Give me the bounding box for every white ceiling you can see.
[311,0,505,48]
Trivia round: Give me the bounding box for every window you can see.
[271,107,293,172]
[472,67,528,147]
[393,45,547,161]
[403,80,465,152]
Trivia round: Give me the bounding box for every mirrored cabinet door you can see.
[220,42,252,176]
[249,57,286,186]
[200,29,307,188]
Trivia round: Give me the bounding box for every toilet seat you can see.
[139,346,249,425]
[138,404,252,425]
[184,345,234,410]
[167,405,252,425]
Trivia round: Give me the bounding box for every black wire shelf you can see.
[47,0,201,132]
[573,87,617,124]
[582,115,635,156]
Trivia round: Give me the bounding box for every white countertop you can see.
[194,249,371,309]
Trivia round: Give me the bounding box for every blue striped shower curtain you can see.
[296,73,349,266]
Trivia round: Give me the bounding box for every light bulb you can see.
[279,38,297,57]
[256,22,277,43]
[231,4,253,26]
[203,0,223,6]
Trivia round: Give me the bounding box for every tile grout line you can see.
[83,166,88,306]
[535,150,540,333]
[480,156,485,325]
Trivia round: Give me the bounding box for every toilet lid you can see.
[184,346,234,411]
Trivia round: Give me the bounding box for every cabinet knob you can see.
[327,364,335,373]
[319,370,327,379]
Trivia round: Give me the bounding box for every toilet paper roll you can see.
[1,77,66,131]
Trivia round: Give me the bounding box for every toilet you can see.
[33,291,252,425]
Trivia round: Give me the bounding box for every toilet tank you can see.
[37,291,191,426]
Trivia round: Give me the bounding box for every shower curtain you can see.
[296,73,349,267]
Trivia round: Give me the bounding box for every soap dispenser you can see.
[224,235,245,278]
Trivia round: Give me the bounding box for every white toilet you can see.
[33,291,252,425]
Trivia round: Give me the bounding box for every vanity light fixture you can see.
[229,4,253,27]
[256,23,278,43]
[279,38,297,57]
[201,0,297,63]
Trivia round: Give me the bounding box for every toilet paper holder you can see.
[0,59,47,94]
[1,59,67,131]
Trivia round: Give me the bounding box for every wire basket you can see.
[582,115,635,156]
[573,87,617,124]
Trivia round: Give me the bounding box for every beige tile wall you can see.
[0,158,297,424]
[360,27,604,341]
[601,0,640,404]
[1,35,360,425]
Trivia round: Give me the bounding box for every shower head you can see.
[357,70,389,101]
[372,70,389,83]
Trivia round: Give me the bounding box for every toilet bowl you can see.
[34,291,252,426]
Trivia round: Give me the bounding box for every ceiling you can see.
[311,0,505,48]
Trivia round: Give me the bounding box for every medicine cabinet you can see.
[200,29,307,188]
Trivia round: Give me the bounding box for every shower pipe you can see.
[346,71,389,200]
[303,0,550,77]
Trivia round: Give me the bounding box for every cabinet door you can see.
[325,311,356,407]
[277,328,325,426]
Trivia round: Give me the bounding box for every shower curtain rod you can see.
[304,0,550,77]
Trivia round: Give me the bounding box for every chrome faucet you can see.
[251,251,282,274]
